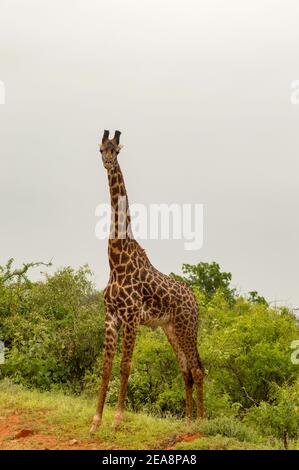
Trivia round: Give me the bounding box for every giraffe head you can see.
[100,130,123,171]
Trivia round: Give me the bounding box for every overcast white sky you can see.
[0,0,299,307]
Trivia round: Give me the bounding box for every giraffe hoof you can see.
[90,416,100,435]
[112,413,123,431]
[89,424,97,435]
[112,420,121,432]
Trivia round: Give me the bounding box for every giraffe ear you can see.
[116,144,124,153]
[102,130,110,143]
[113,130,121,145]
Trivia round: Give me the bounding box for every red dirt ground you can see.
[0,413,117,450]
[0,412,202,450]
[165,432,203,450]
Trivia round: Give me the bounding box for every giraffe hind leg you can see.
[191,352,204,419]
[173,323,204,420]
[163,324,194,420]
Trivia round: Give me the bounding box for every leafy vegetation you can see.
[245,381,299,449]
[0,262,104,391]
[171,261,236,305]
[0,259,298,449]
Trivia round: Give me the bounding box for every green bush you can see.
[0,263,105,392]
[245,381,299,449]
[198,416,260,443]
[197,291,298,408]
[203,379,241,419]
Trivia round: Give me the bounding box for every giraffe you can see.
[90,130,204,433]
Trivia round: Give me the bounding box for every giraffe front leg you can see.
[90,314,119,434]
[113,323,138,430]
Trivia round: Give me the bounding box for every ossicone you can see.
[113,130,121,145]
[102,130,110,143]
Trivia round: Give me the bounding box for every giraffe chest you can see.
[105,282,141,310]
[104,281,172,326]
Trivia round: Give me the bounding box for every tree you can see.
[248,290,268,306]
[0,258,52,285]
[171,262,235,304]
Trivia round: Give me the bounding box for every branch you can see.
[2,259,53,284]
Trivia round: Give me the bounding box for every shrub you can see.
[197,292,299,408]
[245,381,299,449]
[198,416,260,443]
[0,264,105,392]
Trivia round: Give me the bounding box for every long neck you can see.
[107,161,133,241]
